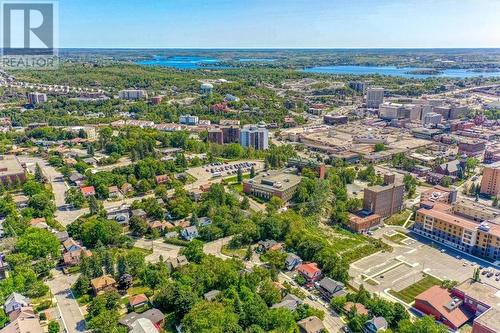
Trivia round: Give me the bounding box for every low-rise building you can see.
[90,275,116,295]
[181,226,198,241]
[297,263,322,282]
[119,89,147,100]
[0,155,26,186]
[243,171,301,202]
[315,277,346,300]
[348,212,382,233]
[297,316,325,333]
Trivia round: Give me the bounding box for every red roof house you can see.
[414,285,473,330]
[297,263,322,282]
[80,185,96,197]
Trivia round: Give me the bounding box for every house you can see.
[121,183,133,195]
[4,293,30,314]
[148,221,174,232]
[83,157,98,166]
[106,204,131,226]
[257,240,283,253]
[434,160,463,177]
[63,247,92,266]
[69,172,85,185]
[165,255,189,272]
[344,302,368,316]
[414,285,473,330]
[297,316,325,333]
[315,277,346,300]
[119,309,165,330]
[1,307,43,333]
[364,317,388,333]
[198,217,212,227]
[164,231,179,239]
[181,226,199,241]
[285,253,302,271]
[129,318,159,333]
[132,209,147,219]
[203,290,221,301]
[12,195,28,209]
[271,293,303,311]
[108,186,120,198]
[63,238,82,252]
[129,294,149,309]
[54,231,69,242]
[29,218,49,229]
[297,263,322,282]
[90,275,116,295]
[155,175,169,185]
[80,185,96,197]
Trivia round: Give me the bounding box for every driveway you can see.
[46,270,87,333]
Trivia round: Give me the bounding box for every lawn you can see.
[384,210,413,227]
[384,232,408,244]
[388,274,441,304]
[221,245,247,259]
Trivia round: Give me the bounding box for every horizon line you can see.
[56,47,500,50]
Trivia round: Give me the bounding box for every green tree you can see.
[374,143,385,152]
[65,187,86,209]
[181,239,205,264]
[398,316,448,333]
[241,196,250,210]
[250,166,256,179]
[129,216,148,237]
[237,167,243,183]
[16,228,60,259]
[182,301,243,333]
[48,321,60,333]
[34,163,47,183]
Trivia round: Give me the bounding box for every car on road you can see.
[487,272,494,278]
[456,255,462,260]
[440,249,446,253]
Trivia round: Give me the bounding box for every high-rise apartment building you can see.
[366,87,384,109]
[362,174,405,218]
[240,126,269,150]
[481,164,500,196]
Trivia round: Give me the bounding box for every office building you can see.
[366,87,384,109]
[413,202,500,261]
[179,115,199,126]
[0,155,27,186]
[480,164,500,196]
[240,125,269,150]
[378,102,409,120]
[362,174,404,218]
[458,140,486,157]
[118,89,147,100]
[243,171,301,202]
[27,92,47,105]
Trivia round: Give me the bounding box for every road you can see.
[46,270,87,333]
[134,238,181,263]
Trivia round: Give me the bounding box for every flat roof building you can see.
[363,175,405,218]
[366,87,384,109]
[481,164,500,197]
[243,171,301,202]
[240,125,268,150]
[0,155,26,186]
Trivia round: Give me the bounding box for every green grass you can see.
[384,232,408,244]
[221,245,247,259]
[389,274,441,304]
[384,210,413,226]
[127,286,152,296]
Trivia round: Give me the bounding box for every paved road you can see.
[46,270,87,333]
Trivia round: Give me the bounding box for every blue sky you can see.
[59,0,500,48]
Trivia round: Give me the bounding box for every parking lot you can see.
[186,160,264,184]
[349,226,500,298]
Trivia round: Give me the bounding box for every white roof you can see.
[130,318,159,333]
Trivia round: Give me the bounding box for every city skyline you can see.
[59,0,500,48]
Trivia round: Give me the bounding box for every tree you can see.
[237,167,243,183]
[72,275,90,297]
[117,255,128,278]
[403,174,417,198]
[16,228,60,259]
[181,240,205,264]
[473,268,481,282]
[48,321,60,333]
[250,166,256,179]
[34,163,47,183]
[244,245,253,261]
[266,196,283,215]
[65,187,86,209]
[241,196,250,210]
[129,216,148,237]
[493,196,499,208]
[103,251,115,276]
[182,301,242,333]
[440,176,452,188]
[374,143,385,152]
[88,195,100,215]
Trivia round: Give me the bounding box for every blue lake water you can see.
[302,65,500,78]
[137,56,225,69]
[238,58,276,62]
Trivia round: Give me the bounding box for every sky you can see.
[58,0,500,48]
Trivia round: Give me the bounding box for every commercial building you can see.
[323,115,348,125]
[480,164,500,196]
[348,212,381,233]
[366,87,384,109]
[413,202,500,261]
[118,89,147,100]
[458,140,486,157]
[26,92,47,105]
[240,125,269,150]
[179,115,199,126]
[378,102,413,120]
[0,155,26,186]
[287,158,326,179]
[362,174,405,218]
[243,171,301,202]
[420,185,458,205]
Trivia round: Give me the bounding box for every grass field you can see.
[389,274,441,304]
[384,232,408,244]
[384,210,413,226]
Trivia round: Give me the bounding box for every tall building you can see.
[27,92,47,105]
[480,164,500,196]
[362,174,405,218]
[348,81,367,93]
[221,126,240,144]
[118,90,147,100]
[207,129,223,145]
[366,88,384,109]
[240,126,269,150]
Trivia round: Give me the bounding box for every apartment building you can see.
[118,89,147,100]
[366,87,384,109]
[480,164,500,197]
[362,174,405,218]
[413,202,500,261]
[240,126,269,150]
[179,115,199,126]
[27,92,47,105]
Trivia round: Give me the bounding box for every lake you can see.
[137,56,226,69]
[302,65,500,78]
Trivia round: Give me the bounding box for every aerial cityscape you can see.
[0,1,500,333]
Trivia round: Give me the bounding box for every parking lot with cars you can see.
[205,161,257,178]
